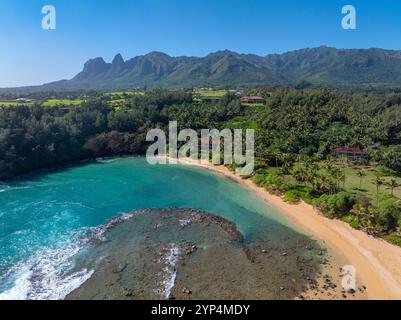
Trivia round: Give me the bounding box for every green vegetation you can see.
[103,91,145,108]
[342,168,401,199]
[383,234,401,247]
[241,102,266,107]
[42,99,83,107]
[1,87,401,246]
[224,117,262,130]
[194,89,227,98]
[0,99,83,107]
[316,192,357,218]
[0,101,33,107]
[283,189,304,204]
[105,91,144,96]
[193,89,229,103]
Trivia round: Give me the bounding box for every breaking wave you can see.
[0,211,144,300]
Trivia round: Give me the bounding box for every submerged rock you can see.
[66,208,324,300]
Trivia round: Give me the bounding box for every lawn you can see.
[194,89,227,98]
[105,91,144,97]
[224,117,262,130]
[104,91,144,108]
[42,99,83,107]
[0,101,33,107]
[342,167,401,199]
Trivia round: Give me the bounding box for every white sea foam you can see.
[179,213,201,227]
[179,218,192,227]
[0,186,10,193]
[87,211,136,241]
[155,244,180,299]
[96,157,120,163]
[0,234,94,300]
[0,211,142,300]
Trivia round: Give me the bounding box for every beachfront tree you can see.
[374,177,385,207]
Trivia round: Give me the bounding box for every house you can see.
[332,147,368,159]
[15,98,32,103]
[241,96,266,104]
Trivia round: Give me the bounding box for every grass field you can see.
[194,89,227,98]
[342,167,401,199]
[225,117,262,130]
[42,99,83,107]
[0,101,33,107]
[105,91,144,108]
[105,91,144,97]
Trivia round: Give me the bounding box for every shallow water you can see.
[0,157,319,300]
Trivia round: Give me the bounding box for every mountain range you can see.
[3,46,401,92]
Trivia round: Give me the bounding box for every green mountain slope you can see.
[3,46,401,92]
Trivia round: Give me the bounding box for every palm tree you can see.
[339,171,346,189]
[374,177,385,207]
[329,167,345,192]
[356,170,367,189]
[386,179,401,196]
[381,150,393,168]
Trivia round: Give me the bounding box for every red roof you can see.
[332,147,367,155]
[241,96,265,99]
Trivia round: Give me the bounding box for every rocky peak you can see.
[82,57,108,74]
[112,53,125,66]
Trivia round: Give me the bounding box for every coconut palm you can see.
[356,170,367,189]
[374,177,385,207]
[386,179,401,196]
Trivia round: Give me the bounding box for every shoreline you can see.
[171,157,401,300]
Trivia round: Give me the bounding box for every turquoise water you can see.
[0,157,298,300]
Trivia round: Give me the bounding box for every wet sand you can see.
[170,157,401,300]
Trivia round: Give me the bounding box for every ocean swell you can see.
[0,211,147,300]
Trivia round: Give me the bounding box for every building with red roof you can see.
[332,147,368,158]
[241,96,266,104]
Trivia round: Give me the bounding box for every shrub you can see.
[252,173,266,187]
[283,189,302,204]
[282,184,313,204]
[264,173,289,193]
[342,214,361,230]
[374,199,401,232]
[383,234,401,247]
[316,192,357,218]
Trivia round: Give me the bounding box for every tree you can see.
[386,179,401,196]
[356,170,367,189]
[374,177,385,207]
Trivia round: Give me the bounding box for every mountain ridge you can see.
[2,46,401,93]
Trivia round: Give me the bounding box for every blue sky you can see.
[0,0,400,87]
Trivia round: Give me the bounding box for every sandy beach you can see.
[171,157,401,300]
